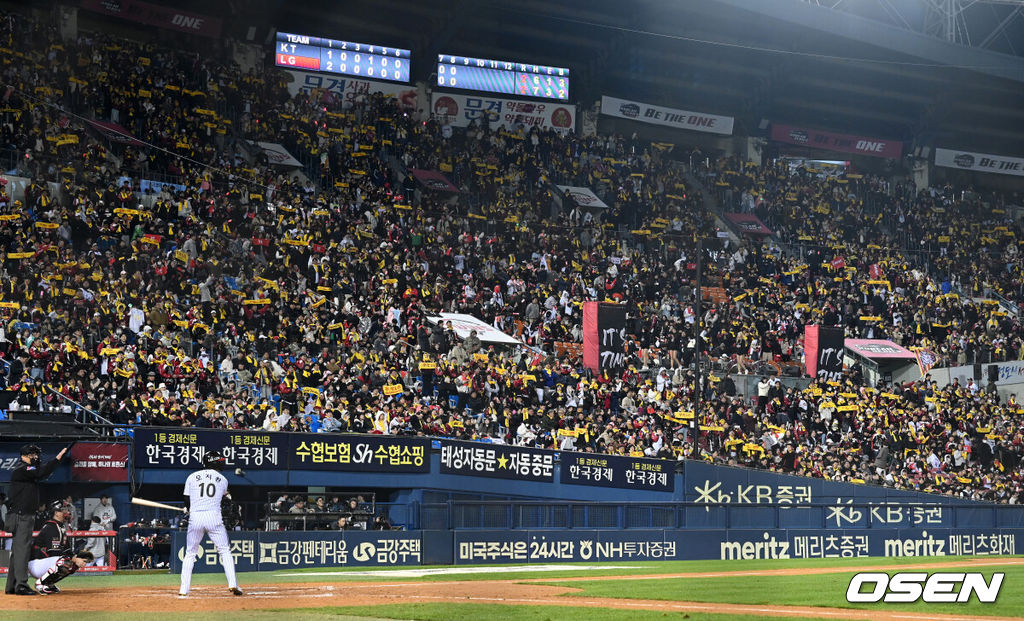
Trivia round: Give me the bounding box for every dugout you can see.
[842,339,919,387]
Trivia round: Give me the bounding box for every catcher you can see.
[29,550,94,595]
[27,500,92,594]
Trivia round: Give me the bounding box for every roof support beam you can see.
[715,0,1024,83]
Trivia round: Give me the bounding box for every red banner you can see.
[71,442,130,482]
[80,0,223,38]
[410,169,460,193]
[804,325,820,379]
[724,213,773,237]
[771,123,902,159]
[582,301,600,372]
[804,325,845,381]
[845,339,917,360]
[85,119,144,146]
[581,302,626,373]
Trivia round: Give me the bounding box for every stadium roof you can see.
[95,0,1024,154]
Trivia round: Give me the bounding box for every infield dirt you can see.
[4,559,1024,620]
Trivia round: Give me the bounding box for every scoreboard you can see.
[437,54,569,101]
[274,32,410,83]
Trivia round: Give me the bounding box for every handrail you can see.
[0,416,123,426]
[986,289,1020,318]
[444,499,978,508]
[0,417,132,440]
[33,386,120,435]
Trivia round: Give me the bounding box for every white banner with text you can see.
[934,148,1024,177]
[431,92,575,132]
[600,95,733,136]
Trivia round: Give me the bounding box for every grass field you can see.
[4,555,1023,620]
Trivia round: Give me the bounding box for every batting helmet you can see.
[203,450,227,471]
[48,499,66,516]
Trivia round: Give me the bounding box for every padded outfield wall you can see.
[126,429,1024,572]
[5,431,1012,572]
[170,526,1024,572]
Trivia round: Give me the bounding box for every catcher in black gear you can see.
[32,500,69,560]
[27,500,92,594]
[29,550,94,594]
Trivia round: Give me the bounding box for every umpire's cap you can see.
[20,444,42,455]
[203,450,227,471]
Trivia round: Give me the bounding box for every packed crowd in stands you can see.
[711,157,1024,370]
[0,8,1022,504]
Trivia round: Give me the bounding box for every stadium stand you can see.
[0,5,1021,507]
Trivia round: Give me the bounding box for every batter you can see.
[178,450,243,597]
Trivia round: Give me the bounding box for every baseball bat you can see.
[131,497,186,513]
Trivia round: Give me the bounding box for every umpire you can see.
[4,444,68,596]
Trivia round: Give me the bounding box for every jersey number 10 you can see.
[198,482,216,497]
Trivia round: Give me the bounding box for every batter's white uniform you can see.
[178,468,238,595]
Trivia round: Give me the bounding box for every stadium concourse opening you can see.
[2,0,1024,606]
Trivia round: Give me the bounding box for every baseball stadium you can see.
[2,0,1024,619]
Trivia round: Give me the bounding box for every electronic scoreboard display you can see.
[274,31,410,83]
[437,54,569,101]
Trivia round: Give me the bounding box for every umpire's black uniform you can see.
[4,445,63,595]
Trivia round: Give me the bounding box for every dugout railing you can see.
[416,500,1024,531]
[264,491,379,531]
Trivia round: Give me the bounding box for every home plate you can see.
[276,564,644,578]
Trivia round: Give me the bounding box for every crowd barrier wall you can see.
[171,526,1024,572]
[129,430,680,501]
[728,374,813,400]
[127,428,997,508]
[929,360,1024,401]
[1,175,61,203]
[435,501,1024,531]
[8,428,1024,547]
[682,460,972,505]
